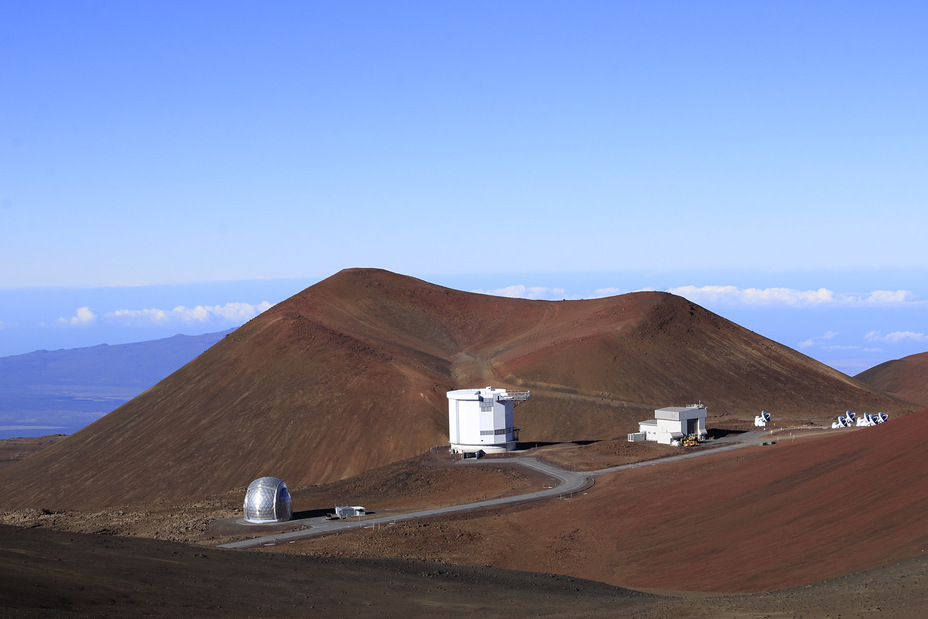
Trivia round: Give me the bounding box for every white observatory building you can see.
[447,387,530,454]
[629,404,708,445]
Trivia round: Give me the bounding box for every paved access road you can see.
[218,431,770,550]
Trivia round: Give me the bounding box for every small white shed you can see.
[629,404,707,444]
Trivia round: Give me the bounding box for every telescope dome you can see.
[243,477,292,523]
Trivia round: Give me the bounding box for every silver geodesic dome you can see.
[243,477,292,523]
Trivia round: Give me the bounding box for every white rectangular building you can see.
[629,404,707,445]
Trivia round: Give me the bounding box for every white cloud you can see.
[109,301,273,326]
[865,330,928,344]
[56,306,97,327]
[667,285,920,308]
[669,285,741,304]
[593,286,663,298]
[472,285,568,300]
[798,331,838,349]
[864,290,915,304]
[465,282,922,308]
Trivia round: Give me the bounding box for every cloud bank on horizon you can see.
[469,279,926,375]
[663,286,920,308]
[54,301,273,328]
[0,274,924,376]
[477,282,924,309]
[865,331,928,345]
[0,279,288,360]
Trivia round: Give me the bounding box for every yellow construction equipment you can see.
[680,433,699,447]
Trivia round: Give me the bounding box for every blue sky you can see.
[1,2,926,374]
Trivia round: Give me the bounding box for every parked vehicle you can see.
[326,505,366,519]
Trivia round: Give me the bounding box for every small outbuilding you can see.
[328,505,366,519]
[628,404,708,445]
[243,477,293,523]
[447,386,530,454]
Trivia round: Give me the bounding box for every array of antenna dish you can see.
[831,411,888,429]
[754,410,771,427]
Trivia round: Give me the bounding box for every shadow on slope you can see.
[2,523,927,617]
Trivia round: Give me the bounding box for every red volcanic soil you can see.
[857,351,928,406]
[273,410,928,594]
[0,524,658,618]
[3,427,928,615]
[3,522,928,618]
[0,268,913,511]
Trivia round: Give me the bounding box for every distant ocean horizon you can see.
[0,331,229,440]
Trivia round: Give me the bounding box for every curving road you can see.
[218,431,771,550]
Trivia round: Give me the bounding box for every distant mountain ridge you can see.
[856,351,928,406]
[0,269,916,510]
[0,330,231,438]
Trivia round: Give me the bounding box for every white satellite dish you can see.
[845,411,856,422]
[832,416,851,429]
[875,412,888,424]
[761,410,771,423]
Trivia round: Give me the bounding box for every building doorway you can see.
[686,418,698,435]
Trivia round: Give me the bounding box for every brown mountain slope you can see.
[856,351,928,406]
[281,408,928,594]
[0,268,912,510]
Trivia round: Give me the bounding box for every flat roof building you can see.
[629,404,707,445]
